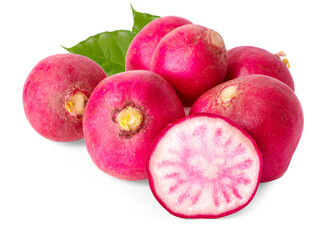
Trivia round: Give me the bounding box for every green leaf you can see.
[131,4,160,33]
[62,30,136,76]
[62,5,160,76]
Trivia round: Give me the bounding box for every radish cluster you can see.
[23,14,303,219]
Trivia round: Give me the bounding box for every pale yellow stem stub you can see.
[116,106,143,132]
[64,91,88,116]
[220,85,238,105]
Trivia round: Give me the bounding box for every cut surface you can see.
[147,114,262,218]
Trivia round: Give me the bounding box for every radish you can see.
[83,70,185,181]
[126,16,192,71]
[190,74,304,182]
[225,46,294,90]
[23,54,107,142]
[150,24,228,106]
[147,114,262,218]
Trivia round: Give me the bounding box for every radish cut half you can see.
[147,114,262,218]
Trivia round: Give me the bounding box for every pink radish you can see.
[23,54,107,142]
[190,74,304,182]
[226,46,294,90]
[147,114,262,218]
[126,16,192,71]
[150,24,228,106]
[83,70,185,181]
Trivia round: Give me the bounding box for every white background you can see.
[1,0,329,239]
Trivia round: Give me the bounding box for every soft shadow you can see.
[128,178,149,186]
[221,181,276,220]
[254,180,277,197]
[107,175,149,186]
[58,138,86,147]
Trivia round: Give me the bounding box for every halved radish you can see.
[147,114,262,218]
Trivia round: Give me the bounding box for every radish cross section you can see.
[147,114,262,218]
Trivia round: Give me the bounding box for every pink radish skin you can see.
[190,74,304,182]
[83,70,185,181]
[226,46,294,90]
[151,24,228,106]
[23,54,107,142]
[126,16,192,71]
[147,114,262,218]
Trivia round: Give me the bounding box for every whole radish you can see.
[151,24,228,106]
[83,70,185,181]
[225,46,294,90]
[126,16,192,71]
[23,54,107,142]
[190,74,303,182]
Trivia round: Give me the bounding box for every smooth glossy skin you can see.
[225,46,295,90]
[23,54,107,142]
[191,75,304,182]
[147,114,262,218]
[83,70,185,181]
[126,16,192,71]
[151,24,228,106]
